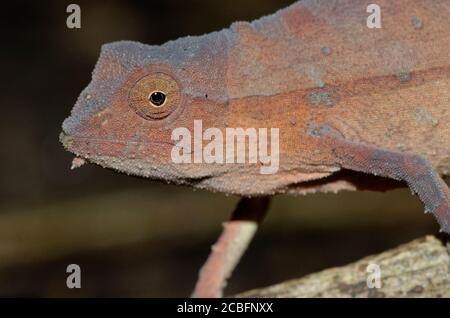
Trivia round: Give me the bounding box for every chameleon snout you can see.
[59,131,74,151]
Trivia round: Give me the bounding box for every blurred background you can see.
[0,0,445,297]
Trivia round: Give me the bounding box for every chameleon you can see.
[60,0,450,297]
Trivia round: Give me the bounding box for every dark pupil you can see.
[149,91,166,106]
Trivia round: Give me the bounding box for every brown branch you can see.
[237,236,450,298]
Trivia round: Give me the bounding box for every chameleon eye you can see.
[128,72,182,120]
[149,91,166,107]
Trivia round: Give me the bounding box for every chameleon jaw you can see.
[59,131,88,170]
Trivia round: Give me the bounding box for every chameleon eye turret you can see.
[128,72,183,120]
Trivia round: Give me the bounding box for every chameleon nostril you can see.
[149,91,166,107]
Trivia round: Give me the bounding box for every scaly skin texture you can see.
[61,1,450,232]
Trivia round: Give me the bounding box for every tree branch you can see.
[237,236,450,298]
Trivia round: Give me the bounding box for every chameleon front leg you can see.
[320,134,450,234]
[191,197,270,298]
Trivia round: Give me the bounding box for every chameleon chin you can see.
[61,0,450,297]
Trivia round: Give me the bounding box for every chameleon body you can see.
[61,0,450,290]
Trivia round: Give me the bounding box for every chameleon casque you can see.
[61,0,450,297]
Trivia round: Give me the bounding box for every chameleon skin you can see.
[61,0,450,232]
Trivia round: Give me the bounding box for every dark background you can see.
[0,0,443,297]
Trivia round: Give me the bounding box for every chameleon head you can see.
[61,36,230,184]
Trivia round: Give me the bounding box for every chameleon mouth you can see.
[59,131,75,153]
[59,131,88,169]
